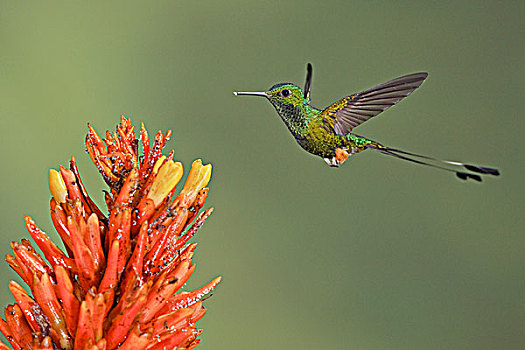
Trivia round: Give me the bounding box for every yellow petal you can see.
[183,159,203,192]
[49,169,67,203]
[195,163,212,190]
[152,155,167,174]
[147,160,183,207]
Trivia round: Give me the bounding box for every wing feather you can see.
[320,72,428,136]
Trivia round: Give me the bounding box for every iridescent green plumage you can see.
[252,82,378,163]
[234,64,500,181]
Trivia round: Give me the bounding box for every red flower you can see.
[1,116,221,349]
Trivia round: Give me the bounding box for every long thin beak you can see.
[233,91,270,97]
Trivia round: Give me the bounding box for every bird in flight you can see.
[234,64,499,182]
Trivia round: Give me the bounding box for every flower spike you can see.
[2,116,220,349]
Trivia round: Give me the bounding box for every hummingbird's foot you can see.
[324,158,340,167]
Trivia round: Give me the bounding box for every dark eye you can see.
[280,89,291,98]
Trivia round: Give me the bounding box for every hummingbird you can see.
[233,64,499,182]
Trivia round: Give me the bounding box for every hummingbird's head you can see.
[233,83,308,121]
[233,64,314,134]
[234,83,308,124]
[265,83,306,107]
[233,83,306,105]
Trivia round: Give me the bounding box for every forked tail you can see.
[366,143,500,182]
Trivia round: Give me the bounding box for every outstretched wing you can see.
[319,72,428,136]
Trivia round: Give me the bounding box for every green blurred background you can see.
[1,1,524,349]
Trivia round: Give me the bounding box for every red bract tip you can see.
[2,117,221,349]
